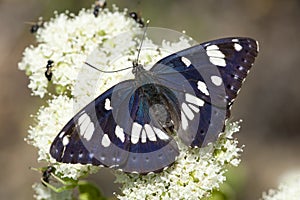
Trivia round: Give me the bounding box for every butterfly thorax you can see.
[132,62,155,85]
[132,61,144,76]
[130,61,180,133]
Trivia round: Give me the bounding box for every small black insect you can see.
[29,19,44,34]
[42,166,56,186]
[93,0,107,17]
[129,11,144,27]
[45,60,54,81]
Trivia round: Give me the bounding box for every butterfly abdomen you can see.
[129,83,180,132]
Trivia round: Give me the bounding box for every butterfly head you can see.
[132,60,145,76]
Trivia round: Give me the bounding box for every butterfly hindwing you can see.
[50,84,130,168]
[50,80,179,173]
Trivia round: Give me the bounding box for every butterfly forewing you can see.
[50,80,179,173]
[150,37,258,147]
[50,84,130,168]
[200,37,258,104]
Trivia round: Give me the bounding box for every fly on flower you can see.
[27,18,44,34]
[42,166,56,186]
[50,34,259,174]
[45,60,54,81]
[93,0,107,17]
[129,11,144,27]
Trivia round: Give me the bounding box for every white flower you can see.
[18,6,140,97]
[32,183,73,200]
[26,95,99,179]
[22,6,142,199]
[115,121,243,200]
[261,170,300,200]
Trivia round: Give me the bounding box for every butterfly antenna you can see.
[135,20,150,64]
[84,21,150,73]
[84,62,133,73]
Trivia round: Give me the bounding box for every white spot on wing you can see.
[144,124,157,141]
[234,43,243,51]
[83,122,94,141]
[78,113,87,124]
[104,98,112,110]
[181,111,188,130]
[59,131,65,138]
[79,153,83,158]
[131,122,142,144]
[181,56,191,67]
[232,39,239,42]
[62,136,69,146]
[115,125,125,143]
[197,81,209,95]
[206,49,225,58]
[211,75,223,86]
[78,113,94,140]
[101,134,111,147]
[209,57,226,67]
[185,93,204,107]
[152,126,169,140]
[141,129,147,143]
[78,113,90,136]
[206,45,219,50]
[256,40,259,52]
[188,103,199,113]
[182,102,194,120]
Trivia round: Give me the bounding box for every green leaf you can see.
[78,181,107,200]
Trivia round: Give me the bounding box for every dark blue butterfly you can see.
[50,37,258,174]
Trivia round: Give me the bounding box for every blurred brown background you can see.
[1,0,299,199]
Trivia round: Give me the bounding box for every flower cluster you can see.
[19,4,245,200]
[32,183,72,200]
[19,5,140,98]
[115,121,243,200]
[20,5,143,182]
[261,171,300,200]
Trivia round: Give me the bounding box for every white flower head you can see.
[19,6,140,98]
[261,170,300,200]
[26,95,99,179]
[32,182,73,200]
[115,121,243,200]
[22,4,141,185]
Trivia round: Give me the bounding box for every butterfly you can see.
[50,37,259,174]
